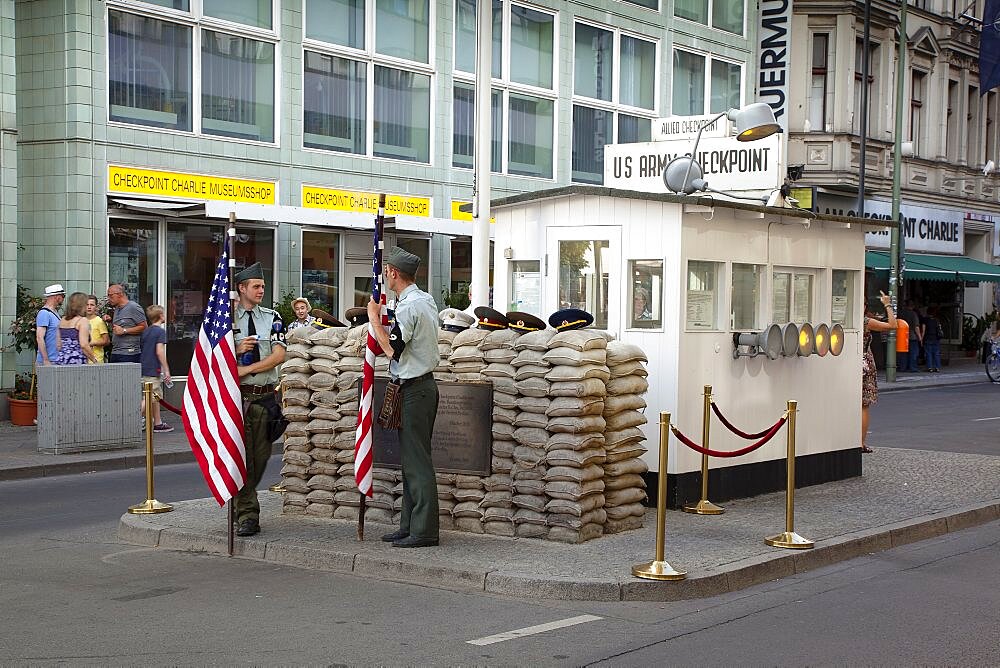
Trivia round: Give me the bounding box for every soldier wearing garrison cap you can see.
[506,311,546,334]
[367,246,441,548]
[232,262,287,537]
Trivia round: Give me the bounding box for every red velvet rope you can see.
[160,398,183,416]
[670,417,786,458]
[711,401,779,440]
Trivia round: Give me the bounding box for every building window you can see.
[854,39,877,136]
[301,231,341,317]
[686,260,720,330]
[773,269,814,324]
[986,91,999,166]
[807,33,828,132]
[107,4,277,143]
[629,259,663,330]
[675,0,744,35]
[452,0,556,178]
[305,0,365,49]
[108,12,192,131]
[946,79,959,163]
[395,236,431,293]
[967,85,980,165]
[559,240,610,329]
[375,0,430,63]
[201,32,275,142]
[910,71,925,155]
[831,269,855,328]
[109,219,160,313]
[731,263,761,330]
[621,0,657,9]
[672,49,742,116]
[618,115,651,143]
[303,0,433,162]
[571,23,656,183]
[303,52,366,154]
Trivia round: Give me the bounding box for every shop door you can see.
[545,226,622,333]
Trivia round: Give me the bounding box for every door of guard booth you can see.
[545,226,622,334]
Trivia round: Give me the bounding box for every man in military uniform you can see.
[367,246,440,548]
[232,262,286,537]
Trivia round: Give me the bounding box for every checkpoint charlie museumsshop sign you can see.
[819,196,965,254]
[604,135,782,193]
[108,165,276,205]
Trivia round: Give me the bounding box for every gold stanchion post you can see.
[684,385,724,515]
[632,412,686,580]
[128,381,174,514]
[764,399,813,549]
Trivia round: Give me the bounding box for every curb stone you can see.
[117,498,1000,602]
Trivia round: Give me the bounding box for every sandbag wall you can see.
[279,324,650,543]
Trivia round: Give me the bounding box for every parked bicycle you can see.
[987,341,1000,383]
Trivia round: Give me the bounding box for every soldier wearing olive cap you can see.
[232,262,286,537]
[367,246,441,548]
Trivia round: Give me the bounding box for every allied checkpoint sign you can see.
[603,135,783,194]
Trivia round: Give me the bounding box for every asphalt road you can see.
[869,382,1000,455]
[1,384,998,665]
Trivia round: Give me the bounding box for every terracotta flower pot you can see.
[8,397,37,426]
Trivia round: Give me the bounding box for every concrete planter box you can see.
[36,363,142,454]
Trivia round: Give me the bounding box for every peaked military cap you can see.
[385,246,421,276]
[474,306,508,329]
[344,306,369,328]
[548,308,594,331]
[234,262,264,283]
[506,311,546,333]
[439,307,476,333]
[311,308,345,328]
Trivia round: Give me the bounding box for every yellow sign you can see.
[789,187,814,211]
[451,200,494,223]
[302,186,431,217]
[108,166,276,205]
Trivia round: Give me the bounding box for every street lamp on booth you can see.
[663,103,782,195]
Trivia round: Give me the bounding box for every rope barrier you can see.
[670,418,786,458]
[711,401,782,440]
[160,399,183,416]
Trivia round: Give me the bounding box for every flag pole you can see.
[227,212,238,557]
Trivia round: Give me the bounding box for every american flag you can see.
[354,201,387,498]
[182,245,247,506]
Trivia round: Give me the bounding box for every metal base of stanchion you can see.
[764,531,814,549]
[682,499,725,515]
[268,483,287,493]
[632,560,687,580]
[128,499,173,514]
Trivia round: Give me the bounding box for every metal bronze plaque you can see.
[363,378,493,476]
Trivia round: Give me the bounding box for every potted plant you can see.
[961,313,988,358]
[3,285,44,425]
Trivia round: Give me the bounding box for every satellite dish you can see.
[813,323,831,356]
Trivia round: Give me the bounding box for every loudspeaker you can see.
[781,323,800,357]
[813,323,831,356]
[829,323,845,356]
[758,323,783,360]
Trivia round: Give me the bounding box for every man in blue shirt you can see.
[35,284,65,366]
[367,246,440,548]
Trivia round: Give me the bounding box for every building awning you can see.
[865,251,1000,283]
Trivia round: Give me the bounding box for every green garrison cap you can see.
[385,246,420,276]
[234,262,264,283]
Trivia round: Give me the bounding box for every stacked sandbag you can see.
[508,328,554,539]
[449,326,489,380]
[478,326,520,536]
[436,327,457,380]
[280,326,316,514]
[304,326,350,518]
[601,340,651,532]
[432,472,457,530]
[541,328,610,543]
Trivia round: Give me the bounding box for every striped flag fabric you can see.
[182,245,247,506]
[354,202,387,498]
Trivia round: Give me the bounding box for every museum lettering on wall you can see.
[603,135,783,193]
[758,0,791,131]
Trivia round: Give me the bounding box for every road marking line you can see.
[972,416,1000,422]
[466,614,603,646]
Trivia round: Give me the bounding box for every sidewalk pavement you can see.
[876,354,993,392]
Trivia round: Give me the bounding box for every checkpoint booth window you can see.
[831,269,857,328]
[627,259,663,330]
[685,259,722,330]
[557,239,612,329]
[773,267,815,324]
[730,262,763,330]
[301,230,341,318]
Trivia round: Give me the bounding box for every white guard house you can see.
[490,185,891,505]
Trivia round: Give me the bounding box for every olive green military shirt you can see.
[234,304,286,385]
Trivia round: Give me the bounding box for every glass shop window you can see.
[395,236,430,293]
[301,231,341,317]
[686,260,720,330]
[628,259,663,330]
[558,240,610,329]
[109,219,160,311]
[731,263,762,330]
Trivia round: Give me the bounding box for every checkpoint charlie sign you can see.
[604,135,782,193]
[818,195,965,255]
